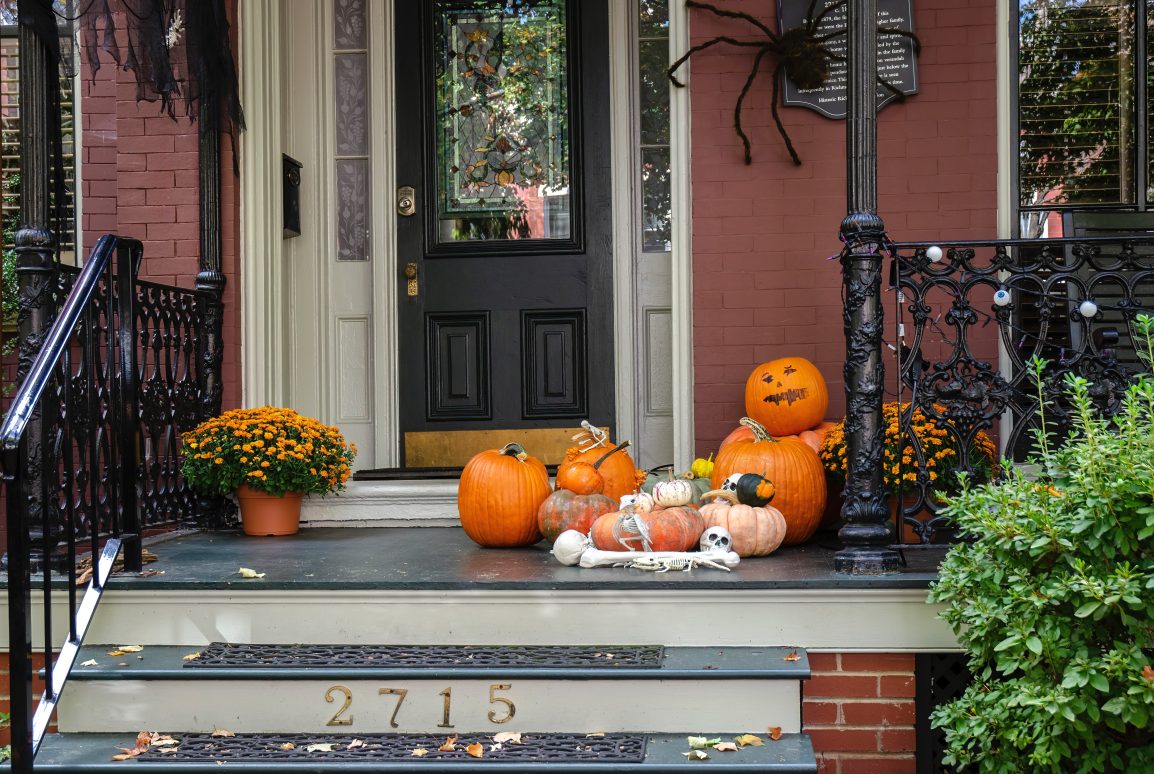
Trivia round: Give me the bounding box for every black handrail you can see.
[1,234,142,770]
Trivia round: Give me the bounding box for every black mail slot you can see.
[283,154,302,239]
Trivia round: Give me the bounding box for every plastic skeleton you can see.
[621,554,733,573]
[550,527,740,573]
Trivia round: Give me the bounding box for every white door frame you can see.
[239,0,694,470]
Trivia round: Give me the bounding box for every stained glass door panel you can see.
[435,0,572,243]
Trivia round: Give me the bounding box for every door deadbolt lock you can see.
[397,186,416,217]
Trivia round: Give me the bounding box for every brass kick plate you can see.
[404,427,609,468]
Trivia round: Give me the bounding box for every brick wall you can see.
[804,652,918,773]
[690,0,999,454]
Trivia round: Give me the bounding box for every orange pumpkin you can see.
[721,419,836,454]
[537,488,616,542]
[590,504,705,552]
[744,357,829,437]
[699,490,787,557]
[558,438,640,502]
[710,418,826,545]
[458,443,551,547]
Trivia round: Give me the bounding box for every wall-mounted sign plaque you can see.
[777,0,918,119]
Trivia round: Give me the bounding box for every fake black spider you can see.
[668,0,922,165]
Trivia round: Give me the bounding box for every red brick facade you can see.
[689,0,998,453]
[804,653,918,773]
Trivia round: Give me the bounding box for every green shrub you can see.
[928,315,1154,773]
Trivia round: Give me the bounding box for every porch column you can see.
[835,0,900,574]
[195,98,232,529]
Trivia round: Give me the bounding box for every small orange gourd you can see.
[458,443,551,547]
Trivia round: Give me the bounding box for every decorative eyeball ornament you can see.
[1079,298,1098,318]
[551,529,592,566]
[993,288,1012,307]
[926,245,943,263]
[700,526,733,553]
[619,492,656,514]
[652,477,695,508]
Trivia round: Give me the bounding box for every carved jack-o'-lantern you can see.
[743,357,829,437]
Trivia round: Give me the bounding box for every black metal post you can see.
[835,0,900,574]
[195,99,230,528]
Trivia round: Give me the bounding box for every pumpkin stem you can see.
[593,440,631,470]
[500,442,529,462]
[739,416,778,443]
[703,489,738,504]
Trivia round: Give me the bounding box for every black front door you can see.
[395,0,613,468]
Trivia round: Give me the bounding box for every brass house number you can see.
[325,684,516,728]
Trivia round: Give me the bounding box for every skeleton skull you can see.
[721,473,743,493]
[619,494,642,511]
[700,526,733,553]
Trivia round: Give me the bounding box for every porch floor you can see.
[110,527,946,590]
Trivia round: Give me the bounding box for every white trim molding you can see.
[669,0,695,469]
[239,0,287,407]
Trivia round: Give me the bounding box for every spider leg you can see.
[733,47,773,165]
[768,61,803,166]
[878,26,922,56]
[667,36,767,87]
[815,28,845,42]
[687,0,778,40]
[877,75,906,101]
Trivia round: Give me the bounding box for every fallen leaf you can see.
[687,736,721,749]
[306,743,335,752]
[768,726,783,741]
[347,739,365,750]
[182,652,201,661]
[279,742,296,750]
[489,743,503,751]
[80,659,98,667]
[783,650,801,662]
[492,732,522,744]
[107,650,127,657]
[118,645,144,653]
[76,568,94,586]
[411,748,429,757]
[238,567,266,579]
[111,750,140,761]
[118,662,129,667]
[735,734,764,747]
[134,731,152,750]
[714,742,738,752]
[466,742,484,758]
[585,732,605,738]
[150,735,179,747]
[211,728,235,738]
[682,749,710,760]
[438,736,458,752]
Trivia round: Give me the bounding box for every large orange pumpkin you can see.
[458,443,551,547]
[744,357,829,437]
[590,505,704,552]
[699,490,788,557]
[720,419,836,454]
[537,489,616,542]
[710,418,826,545]
[558,436,641,502]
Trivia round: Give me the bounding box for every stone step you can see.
[57,645,808,735]
[35,731,818,771]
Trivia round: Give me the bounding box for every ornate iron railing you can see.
[886,235,1154,544]
[1,234,223,768]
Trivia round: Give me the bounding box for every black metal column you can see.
[194,99,230,528]
[835,0,900,574]
[10,3,57,769]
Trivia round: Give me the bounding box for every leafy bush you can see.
[928,315,1154,773]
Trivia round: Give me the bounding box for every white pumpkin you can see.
[652,478,695,507]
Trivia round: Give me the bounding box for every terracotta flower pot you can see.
[235,484,303,536]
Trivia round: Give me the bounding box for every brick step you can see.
[57,645,809,735]
[34,731,818,772]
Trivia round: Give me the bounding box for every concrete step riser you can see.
[58,678,801,735]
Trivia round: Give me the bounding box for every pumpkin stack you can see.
[706,357,833,546]
[589,481,705,552]
[536,442,629,542]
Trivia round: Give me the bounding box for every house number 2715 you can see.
[324,684,516,728]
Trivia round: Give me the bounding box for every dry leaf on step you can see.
[279,743,296,751]
[306,743,335,752]
[238,567,265,579]
[182,652,201,661]
[735,734,764,747]
[768,726,783,741]
[80,659,98,667]
[714,742,738,752]
[492,732,522,744]
[585,732,605,738]
[687,736,720,749]
[783,650,801,661]
[411,748,429,757]
[466,742,484,758]
[118,645,144,653]
[347,739,365,750]
[438,736,457,752]
[682,749,710,760]
[211,728,236,738]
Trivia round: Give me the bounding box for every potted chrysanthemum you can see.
[180,407,357,535]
